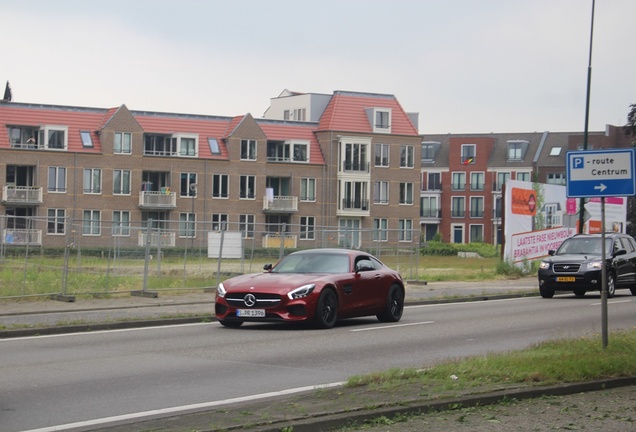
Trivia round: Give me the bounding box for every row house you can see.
[0,90,422,250]
[420,125,632,245]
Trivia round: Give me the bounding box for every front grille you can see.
[553,263,582,273]
[226,292,282,308]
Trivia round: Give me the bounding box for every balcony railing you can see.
[451,209,465,218]
[470,210,485,218]
[2,229,42,246]
[341,199,369,211]
[263,196,298,212]
[420,209,441,218]
[342,161,369,173]
[137,231,176,247]
[138,190,177,209]
[2,186,43,205]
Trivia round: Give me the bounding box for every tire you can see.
[606,273,616,298]
[573,288,586,298]
[630,288,636,296]
[314,289,338,329]
[539,285,555,298]
[377,284,404,322]
[219,320,243,328]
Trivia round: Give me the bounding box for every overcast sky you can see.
[2,0,634,134]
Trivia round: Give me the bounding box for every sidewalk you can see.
[0,277,539,332]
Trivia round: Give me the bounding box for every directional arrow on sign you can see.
[594,183,607,192]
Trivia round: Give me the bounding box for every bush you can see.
[421,241,499,258]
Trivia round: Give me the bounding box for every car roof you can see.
[570,233,627,239]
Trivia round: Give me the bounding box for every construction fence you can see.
[0,216,422,300]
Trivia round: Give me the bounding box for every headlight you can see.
[287,284,316,300]
[586,261,603,270]
[539,261,550,269]
[216,282,227,298]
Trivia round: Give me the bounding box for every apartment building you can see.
[0,90,422,250]
[420,125,632,244]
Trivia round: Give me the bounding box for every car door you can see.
[618,237,636,287]
[340,255,385,315]
[613,237,635,288]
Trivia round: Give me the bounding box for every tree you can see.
[625,103,636,144]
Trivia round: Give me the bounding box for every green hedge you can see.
[420,241,499,258]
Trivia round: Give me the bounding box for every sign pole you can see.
[600,197,608,348]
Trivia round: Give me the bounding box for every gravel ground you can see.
[351,385,636,432]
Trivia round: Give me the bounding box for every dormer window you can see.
[461,144,476,165]
[507,140,528,161]
[143,133,198,157]
[39,125,68,150]
[366,108,392,133]
[421,141,440,163]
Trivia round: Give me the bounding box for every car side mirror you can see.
[548,250,556,256]
[263,263,273,271]
[614,249,626,257]
[355,260,374,272]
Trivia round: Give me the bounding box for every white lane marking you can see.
[590,299,633,306]
[0,322,210,342]
[406,296,535,309]
[350,321,435,332]
[20,381,346,432]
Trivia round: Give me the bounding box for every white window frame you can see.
[239,175,256,199]
[470,196,484,218]
[239,214,255,239]
[373,218,388,242]
[373,108,392,133]
[470,171,485,191]
[516,171,532,182]
[211,213,228,231]
[175,134,198,157]
[179,213,196,238]
[39,125,68,150]
[451,196,465,218]
[241,139,257,161]
[47,208,66,235]
[113,169,131,195]
[399,182,414,205]
[300,177,316,201]
[374,181,389,204]
[461,144,476,165]
[398,219,413,242]
[82,210,101,236]
[212,174,229,198]
[400,145,414,168]
[112,210,131,237]
[299,216,315,240]
[374,143,389,167]
[469,224,484,243]
[83,168,102,194]
[451,172,466,191]
[114,132,132,154]
[48,166,67,193]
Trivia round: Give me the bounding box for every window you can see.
[373,218,388,242]
[208,138,220,154]
[300,216,315,240]
[300,178,316,201]
[212,213,228,231]
[373,109,391,132]
[342,142,368,172]
[549,147,562,156]
[398,219,413,242]
[47,209,65,235]
[374,144,389,167]
[114,132,132,154]
[374,181,389,204]
[241,139,257,160]
[48,167,66,193]
[470,196,484,217]
[39,125,68,150]
[113,169,131,195]
[342,181,369,210]
[508,141,527,161]
[180,173,197,197]
[547,173,566,185]
[239,214,255,238]
[293,143,308,162]
[83,168,102,194]
[451,172,466,191]
[470,225,484,242]
[451,197,465,218]
[179,213,195,238]
[239,175,255,199]
[470,172,484,191]
[493,196,503,218]
[212,174,229,198]
[495,172,510,191]
[427,172,442,191]
[517,171,531,182]
[399,182,413,205]
[420,196,438,218]
[421,142,439,162]
[112,211,130,236]
[80,131,93,147]
[400,145,414,168]
[82,210,101,235]
[177,135,197,157]
[461,144,475,165]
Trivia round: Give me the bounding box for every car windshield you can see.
[272,253,351,274]
[556,237,612,255]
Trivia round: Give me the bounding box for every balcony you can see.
[263,196,298,213]
[138,190,177,209]
[2,186,43,205]
[420,209,441,219]
[2,229,42,246]
[137,231,176,247]
[341,161,369,173]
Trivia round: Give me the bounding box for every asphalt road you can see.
[2,292,635,431]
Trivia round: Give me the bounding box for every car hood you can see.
[545,254,602,263]
[221,272,339,294]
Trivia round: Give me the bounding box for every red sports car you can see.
[215,248,405,329]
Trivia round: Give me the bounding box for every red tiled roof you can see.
[133,112,232,159]
[257,120,325,164]
[0,103,106,153]
[318,91,418,136]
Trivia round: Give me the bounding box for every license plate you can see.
[237,309,266,318]
[557,277,576,282]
